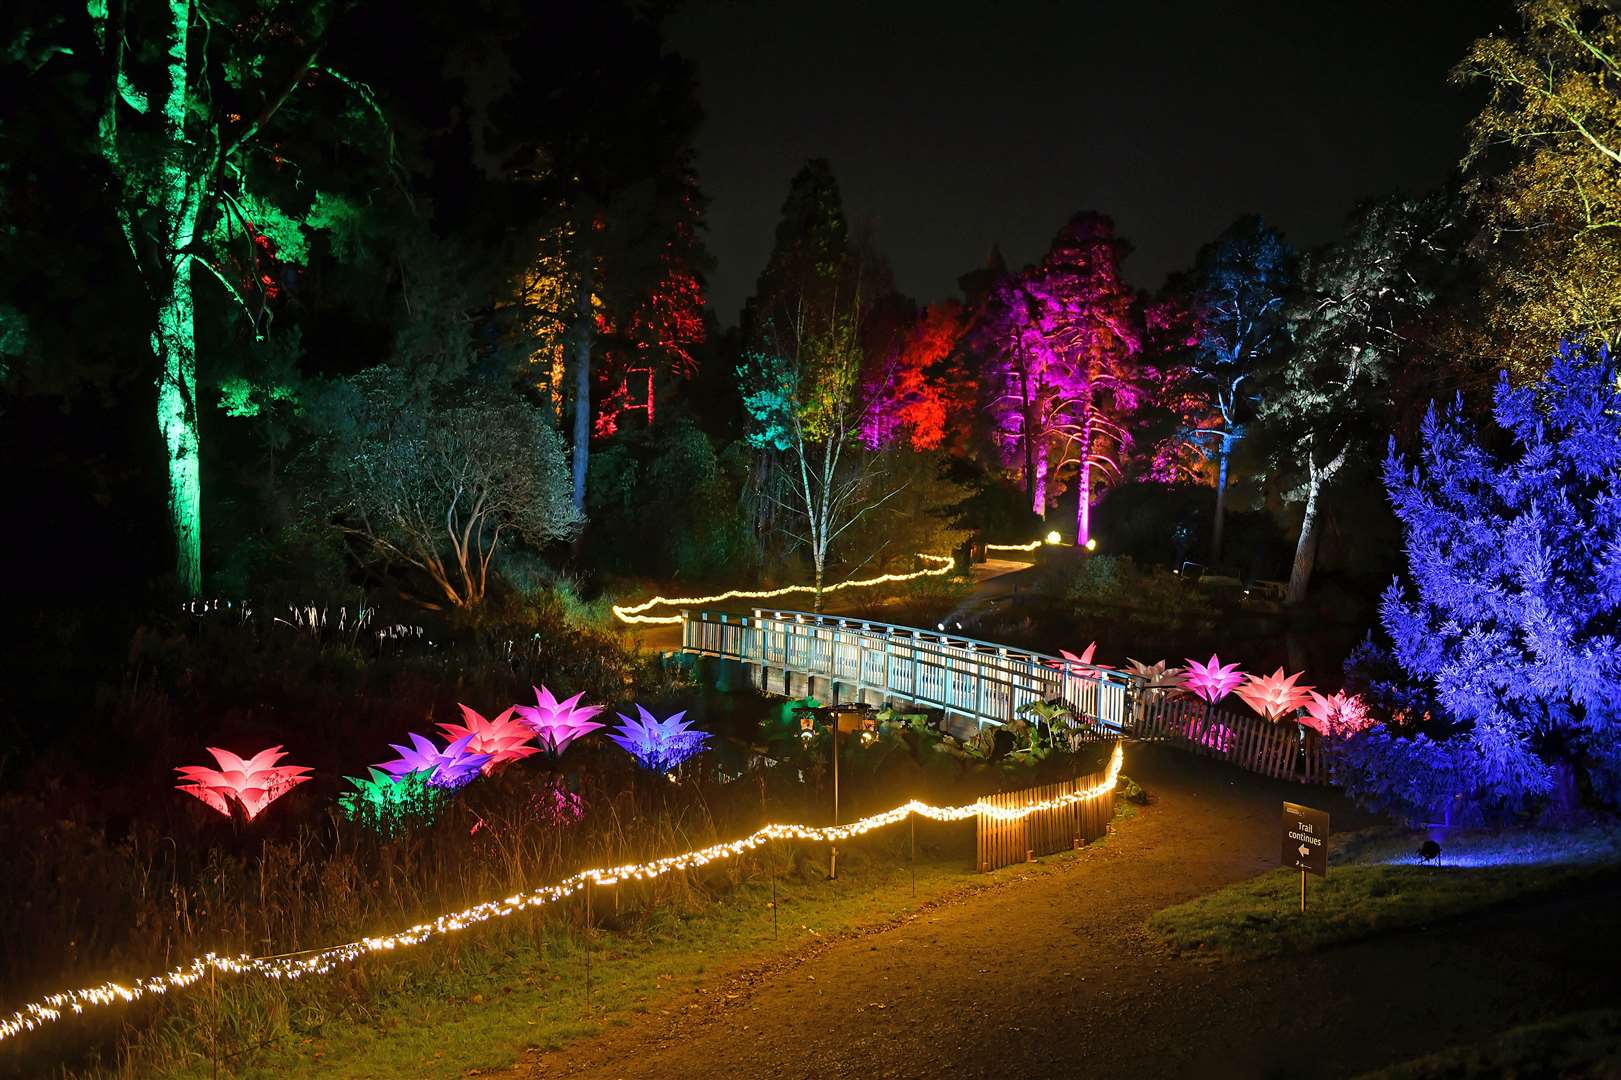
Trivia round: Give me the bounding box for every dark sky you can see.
[666,0,1516,323]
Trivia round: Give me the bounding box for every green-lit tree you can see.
[737,162,902,607]
[62,0,388,592]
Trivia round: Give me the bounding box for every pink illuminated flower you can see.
[1046,642,1102,677]
[1235,667,1315,721]
[175,745,312,820]
[514,684,606,753]
[438,705,541,775]
[1302,691,1376,738]
[1183,654,1245,703]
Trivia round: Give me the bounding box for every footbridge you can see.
[681,608,1329,783]
[680,608,1133,735]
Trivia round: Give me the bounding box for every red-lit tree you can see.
[860,300,968,451]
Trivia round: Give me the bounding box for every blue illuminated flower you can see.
[606,705,712,772]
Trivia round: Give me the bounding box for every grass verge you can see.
[135,816,1120,1079]
[1150,823,1621,958]
[1356,1007,1621,1078]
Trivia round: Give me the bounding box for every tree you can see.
[306,367,582,610]
[1370,342,1621,815]
[737,162,902,607]
[1040,214,1142,547]
[1454,0,1621,376]
[65,0,387,593]
[859,300,967,451]
[1182,217,1292,563]
[1259,196,1453,605]
[979,213,1141,543]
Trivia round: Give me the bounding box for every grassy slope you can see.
[1358,1007,1621,1079]
[150,823,1112,1080]
[1149,823,1621,958]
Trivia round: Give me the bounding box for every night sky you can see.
[667,0,1516,323]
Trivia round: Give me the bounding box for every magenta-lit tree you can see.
[980,214,1141,543]
[1041,215,1142,546]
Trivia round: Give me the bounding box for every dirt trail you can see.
[500,745,1621,1079]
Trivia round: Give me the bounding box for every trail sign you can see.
[1282,801,1329,878]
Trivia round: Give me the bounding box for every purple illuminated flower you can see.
[514,684,606,753]
[376,732,490,790]
[607,705,712,772]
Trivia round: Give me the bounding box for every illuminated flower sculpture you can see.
[338,768,444,834]
[514,684,606,753]
[175,746,312,820]
[438,705,540,775]
[1235,667,1315,721]
[1125,658,1187,696]
[607,705,712,772]
[1302,690,1376,739]
[377,732,490,790]
[1183,654,1245,704]
[1052,642,1099,671]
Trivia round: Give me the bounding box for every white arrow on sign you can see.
[1298,844,1311,859]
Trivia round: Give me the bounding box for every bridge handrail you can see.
[690,607,1136,687]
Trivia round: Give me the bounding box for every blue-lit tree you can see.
[1367,342,1621,817]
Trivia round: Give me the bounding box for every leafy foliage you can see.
[1369,342,1621,814]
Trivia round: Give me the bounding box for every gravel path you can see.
[495,744,1621,1080]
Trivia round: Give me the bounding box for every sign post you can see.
[1282,801,1329,913]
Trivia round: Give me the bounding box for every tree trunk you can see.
[154,257,202,594]
[1032,438,1048,519]
[813,557,825,612]
[570,260,593,514]
[1286,444,1347,606]
[1210,440,1231,565]
[1075,410,1095,547]
[1286,471,1323,606]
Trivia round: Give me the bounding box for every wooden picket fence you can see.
[1131,692,1326,784]
[976,751,1118,872]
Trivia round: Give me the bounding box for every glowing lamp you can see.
[1084,538,1097,551]
[1045,530,1062,545]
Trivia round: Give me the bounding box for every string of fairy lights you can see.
[0,744,1122,1046]
[612,553,958,625]
[611,535,1053,626]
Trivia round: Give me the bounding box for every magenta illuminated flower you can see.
[1183,654,1245,704]
[514,684,606,754]
[1235,667,1315,721]
[607,705,711,772]
[1302,691,1376,738]
[175,745,312,820]
[376,732,490,790]
[438,705,541,775]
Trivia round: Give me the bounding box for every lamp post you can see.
[795,702,875,880]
